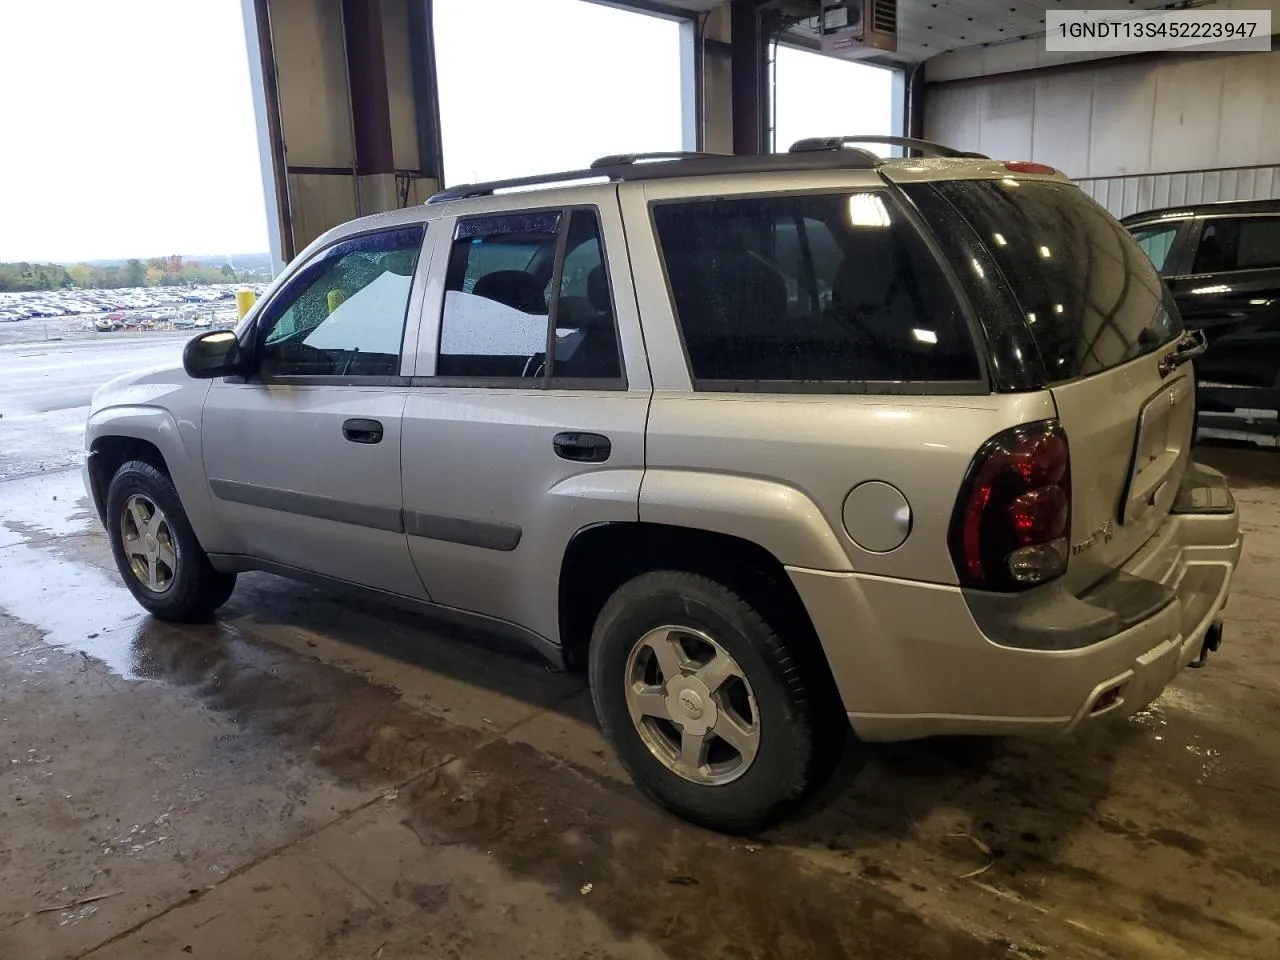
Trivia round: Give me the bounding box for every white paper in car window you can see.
[441,290,548,356]
[303,270,413,352]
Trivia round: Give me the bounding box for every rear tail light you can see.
[1004,161,1058,175]
[949,420,1071,591]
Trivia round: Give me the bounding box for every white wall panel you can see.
[1087,63,1157,177]
[925,49,1280,219]
[977,80,1034,161]
[1030,72,1092,178]
[926,50,1280,180]
[1151,58,1224,173]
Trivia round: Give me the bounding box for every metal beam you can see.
[408,0,444,184]
[341,0,395,177]
[730,0,770,155]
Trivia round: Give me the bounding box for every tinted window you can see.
[258,225,424,377]
[1130,223,1179,273]
[1193,216,1280,272]
[438,209,621,381]
[652,192,979,385]
[929,179,1179,383]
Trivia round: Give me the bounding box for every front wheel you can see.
[105,460,236,621]
[589,570,842,832]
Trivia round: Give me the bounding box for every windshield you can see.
[928,179,1181,383]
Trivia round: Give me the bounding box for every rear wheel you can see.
[105,460,236,621]
[589,570,841,832]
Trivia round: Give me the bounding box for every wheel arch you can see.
[558,521,842,713]
[86,405,230,553]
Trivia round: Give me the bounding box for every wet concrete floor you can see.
[2,340,1280,959]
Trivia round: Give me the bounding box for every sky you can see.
[0,0,269,263]
[0,0,896,264]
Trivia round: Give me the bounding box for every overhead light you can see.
[993,233,1007,246]
[912,328,938,344]
[848,193,891,227]
[1191,284,1231,295]
[1054,303,1064,314]
[1039,245,1052,258]
[1159,211,1193,219]
[970,258,985,279]
[1249,298,1272,306]
[1027,312,1037,324]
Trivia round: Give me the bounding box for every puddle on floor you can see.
[0,468,95,544]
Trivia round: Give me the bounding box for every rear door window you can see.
[436,208,623,383]
[924,179,1180,383]
[1129,223,1180,274]
[651,191,980,388]
[1193,216,1280,272]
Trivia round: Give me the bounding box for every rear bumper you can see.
[790,467,1242,742]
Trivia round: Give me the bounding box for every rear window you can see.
[651,191,981,388]
[929,179,1180,383]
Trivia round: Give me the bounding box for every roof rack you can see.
[426,148,883,204]
[789,135,989,160]
[589,151,723,168]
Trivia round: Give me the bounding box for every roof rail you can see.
[426,149,883,204]
[789,135,989,160]
[590,151,723,169]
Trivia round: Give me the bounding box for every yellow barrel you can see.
[235,288,257,319]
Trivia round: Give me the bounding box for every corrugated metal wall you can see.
[1078,166,1280,219]
[924,48,1280,218]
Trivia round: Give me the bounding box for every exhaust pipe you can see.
[1188,620,1224,669]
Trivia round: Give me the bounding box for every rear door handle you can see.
[343,418,384,444]
[553,431,611,463]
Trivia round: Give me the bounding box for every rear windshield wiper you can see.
[1159,329,1208,376]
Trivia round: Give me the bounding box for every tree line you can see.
[0,256,240,292]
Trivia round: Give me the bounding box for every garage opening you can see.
[432,0,687,185]
[771,44,897,153]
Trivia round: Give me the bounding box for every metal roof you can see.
[1121,198,1280,225]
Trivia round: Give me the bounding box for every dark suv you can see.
[1123,199,1280,445]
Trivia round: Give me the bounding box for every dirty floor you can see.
[2,339,1280,959]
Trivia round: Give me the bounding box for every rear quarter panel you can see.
[619,174,1058,582]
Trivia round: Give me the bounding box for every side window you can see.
[437,208,622,382]
[1194,217,1280,273]
[1130,223,1179,274]
[551,210,622,381]
[258,225,424,378]
[652,192,979,385]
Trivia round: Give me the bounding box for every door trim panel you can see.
[208,478,404,533]
[404,511,522,551]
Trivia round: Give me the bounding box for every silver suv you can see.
[85,139,1242,831]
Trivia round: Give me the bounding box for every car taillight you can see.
[1003,160,1058,175]
[949,420,1071,591]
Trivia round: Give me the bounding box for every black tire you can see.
[589,570,842,833]
[105,459,236,621]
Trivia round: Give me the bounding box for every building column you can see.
[730,0,774,155]
[342,0,397,214]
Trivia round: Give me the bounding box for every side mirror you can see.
[183,330,244,379]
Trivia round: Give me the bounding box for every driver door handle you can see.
[343,418,384,444]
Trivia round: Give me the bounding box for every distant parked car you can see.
[0,311,21,323]
[1123,199,1280,444]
